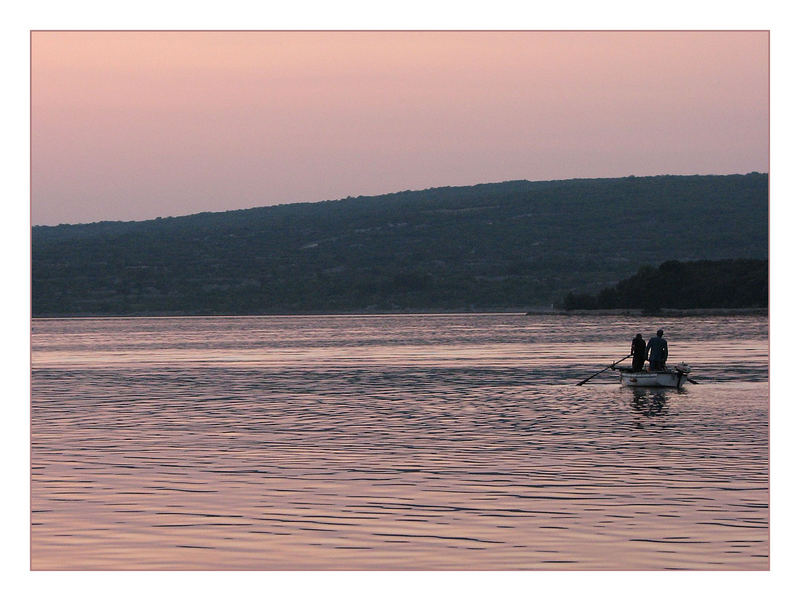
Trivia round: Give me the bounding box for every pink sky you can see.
[31,31,768,225]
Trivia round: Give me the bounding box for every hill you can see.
[561,259,768,311]
[32,173,768,316]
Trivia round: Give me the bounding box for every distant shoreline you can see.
[528,307,767,317]
[31,307,767,319]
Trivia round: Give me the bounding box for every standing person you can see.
[630,333,647,371]
[646,329,668,371]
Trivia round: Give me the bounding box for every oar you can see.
[577,354,632,386]
[687,377,700,384]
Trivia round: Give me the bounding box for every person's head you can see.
[635,333,642,340]
[657,329,664,337]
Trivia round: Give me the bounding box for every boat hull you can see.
[618,370,689,388]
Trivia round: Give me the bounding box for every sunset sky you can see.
[31,31,768,225]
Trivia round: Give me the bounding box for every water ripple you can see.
[31,314,768,569]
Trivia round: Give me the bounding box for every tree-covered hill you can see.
[32,173,768,316]
[562,259,768,311]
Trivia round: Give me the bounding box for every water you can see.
[31,314,769,570]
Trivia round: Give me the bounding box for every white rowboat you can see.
[614,363,692,388]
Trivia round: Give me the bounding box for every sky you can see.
[31,30,768,225]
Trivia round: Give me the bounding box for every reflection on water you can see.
[31,314,768,570]
[631,388,669,416]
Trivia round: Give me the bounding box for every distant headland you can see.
[558,259,767,313]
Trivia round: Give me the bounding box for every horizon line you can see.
[32,170,768,228]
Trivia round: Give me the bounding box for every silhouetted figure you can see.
[631,333,646,371]
[646,329,668,371]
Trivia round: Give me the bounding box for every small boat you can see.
[614,363,692,388]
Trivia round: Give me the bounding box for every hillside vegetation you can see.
[562,259,767,311]
[32,173,768,315]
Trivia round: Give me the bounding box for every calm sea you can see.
[31,314,768,570]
